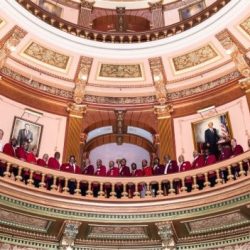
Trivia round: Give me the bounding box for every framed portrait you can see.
[179,0,206,21]
[10,116,43,155]
[192,112,233,151]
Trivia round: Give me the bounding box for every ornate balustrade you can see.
[0,151,249,203]
[16,0,230,43]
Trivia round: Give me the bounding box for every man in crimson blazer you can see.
[3,138,17,157]
[163,155,178,174]
[231,138,244,156]
[34,153,49,187]
[119,158,131,177]
[142,159,153,176]
[82,159,94,175]
[47,151,61,190]
[61,155,81,194]
[178,154,192,192]
[105,160,119,197]
[204,149,217,186]
[61,155,81,174]
[152,157,164,175]
[218,144,232,161]
[205,122,220,157]
[15,141,29,161]
[1,138,18,176]
[107,160,119,177]
[191,150,205,190]
[230,138,244,178]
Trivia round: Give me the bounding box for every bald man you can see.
[205,122,220,157]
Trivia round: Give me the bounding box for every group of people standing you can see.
[0,125,248,196]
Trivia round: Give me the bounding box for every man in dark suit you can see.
[17,123,33,146]
[205,122,220,157]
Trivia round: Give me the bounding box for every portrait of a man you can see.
[10,117,43,154]
[192,113,232,153]
[17,123,33,146]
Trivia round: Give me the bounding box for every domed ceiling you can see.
[0,0,249,105]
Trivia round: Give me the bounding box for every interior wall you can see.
[174,96,250,162]
[89,143,150,169]
[0,95,67,162]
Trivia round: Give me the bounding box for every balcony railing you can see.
[16,0,230,43]
[0,151,249,202]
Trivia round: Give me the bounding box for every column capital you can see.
[154,104,173,119]
[155,221,176,249]
[80,0,95,9]
[67,103,87,119]
[239,77,250,93]
[148,0,163,10]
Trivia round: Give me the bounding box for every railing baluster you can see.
[3,162,11,178]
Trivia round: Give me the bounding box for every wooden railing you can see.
[16,0,230,43]
[0,151,249,202]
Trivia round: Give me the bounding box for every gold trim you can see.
[191,111,233,151]
[20,40,72,74]
[170,43,222,76]
[96,62,145,82]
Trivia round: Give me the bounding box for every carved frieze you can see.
[185,211,249,234]
[0,209,50,232]
[22,42,70,71]
[171,44,220,73]
[87,224,148,240]
[168,71,241,100]
[0,67,73,99]
[97,63,144,81]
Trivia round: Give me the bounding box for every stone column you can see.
[63,103,87,163]
[239,77,250,109]
[148,0,165,29]
[78,0,95,27]
[154,104,175,162]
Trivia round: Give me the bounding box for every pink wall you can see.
[0,95,67,161]
[89,143,150,169]
[174,96,250,162]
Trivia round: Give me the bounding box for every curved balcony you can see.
[0,152,249,212]
[16,0,230,43]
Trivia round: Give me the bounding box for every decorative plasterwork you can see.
[149,57,168,105]
[97,63,144,81]
[168,71,241,100]
[216,29,246,52]
[0,209,50,233]
[20,41,71,73]
[0,17,5,30]
[171,44,221,75]
[0,67,241,104]
[84,95,156,104]
[184,211,249,234]
[0,67,73,99]
[239,16,250,39]
[87,224,149,240]
[73,56,93,104]
[1,192,249,223]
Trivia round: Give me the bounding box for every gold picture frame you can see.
[191,112,233,152]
